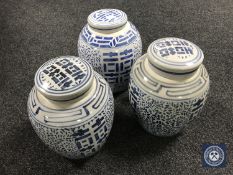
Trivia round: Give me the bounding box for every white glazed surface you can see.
[78,18,142,93]
[129,54,209,136]
[28,66,114,159]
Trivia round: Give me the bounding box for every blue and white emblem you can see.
[202,144,226,167]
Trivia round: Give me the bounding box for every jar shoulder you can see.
[27,73,113,127]
[82,21,140,36]
[78,22,141,49]
[130,57,210,101]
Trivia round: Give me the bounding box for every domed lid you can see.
[147,37,204,74]
[87,9,128,30]
[35,56,94,101]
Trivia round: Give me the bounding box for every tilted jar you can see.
[28,56,114,159]
[129,38,209,136]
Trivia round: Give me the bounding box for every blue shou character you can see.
[159,48,170,57]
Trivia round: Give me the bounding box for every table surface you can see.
[0,0,233,174]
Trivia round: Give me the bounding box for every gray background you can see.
[0,0,233,174]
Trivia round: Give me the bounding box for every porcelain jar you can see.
[78,9,142,93]
[129,38,209,136]
[27,56,114,159]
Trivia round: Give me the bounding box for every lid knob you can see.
[147,37,204,74]
[87,9,128,30]
[35,56,94,101]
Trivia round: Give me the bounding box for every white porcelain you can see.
[28,56,114,159]
[129,38,209,136]
[78,9,142,93]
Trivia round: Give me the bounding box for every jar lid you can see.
[147,37,204,74]
[35,56,94,101]
[87,9,128,30]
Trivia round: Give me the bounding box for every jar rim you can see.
[147,37,204,73]
[87,9,128,30]
[34,56,94,101]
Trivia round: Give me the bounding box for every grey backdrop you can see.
[0,0,233,174]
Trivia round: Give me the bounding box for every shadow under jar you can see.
[129,38,209,136]
[78,9,142,93]
[27,56,114,159]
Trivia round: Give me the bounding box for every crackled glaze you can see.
[129,38,209,136]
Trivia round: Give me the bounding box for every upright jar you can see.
[129,38,209,136]
[78,9,142,93]
[28,56,114,159]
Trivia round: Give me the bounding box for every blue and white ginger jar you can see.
[78,9,142,93]
[28,56,114,159]
[129,38,209,136]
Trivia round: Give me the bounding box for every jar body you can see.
[78,22,142,93]
[129,55,209,136]
[28,73,114,159]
